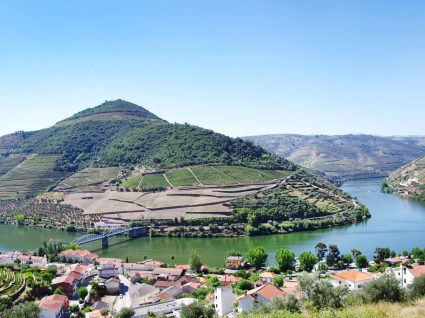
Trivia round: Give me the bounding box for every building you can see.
[94,219,128,229]
[58,250,98,264]
[331,270,376,291]
[237,283,286,312]
[225,256,244,270]
[0,251,47,266]
[259,272,276,284]
[215,286,233,317]
[51,271,82,297]
[98,263,120,279]
[395,264,425,288]
[85,310,110,318]
[38,294,69,318]
[131,298,196,318]
[105,277,120,294]
[128,283,161,307]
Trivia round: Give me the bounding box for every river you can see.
[1,179,425,266]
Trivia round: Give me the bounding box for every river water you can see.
[1,179,425,266]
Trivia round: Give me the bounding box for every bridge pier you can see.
[102,237,109,248]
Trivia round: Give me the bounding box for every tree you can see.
[269,294,302,313]
[16,214,25,225]
[409,274,425,299]
[54,286,65,295]
[341,254,353,266]
[227,250,242,257]
[374,247,391,263]
[247,247,268,270]
[77,286,88,300]
[315,242,327,260]
[64,242,80,250]
[356,255,369,268]
[299,251,317,272]
[100,308,110,318]
[360,274,405,303]
[180,302,216,318]
[189,250,202,272]
[114,307,135,318]
[275,248,295,272]
[326,244,340,267]
[2,302,40,318]
[351,248,362,258]
[298,275,347,310]
[234,279,254,291]
[205,276,221,288]
[272,275,284,287]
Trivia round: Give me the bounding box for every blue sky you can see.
[1,1,425,137]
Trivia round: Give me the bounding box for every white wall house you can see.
[331,270,376,291]
[215,286,233,317]
[394,265,425,288]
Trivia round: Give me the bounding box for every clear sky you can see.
[1,1,425,137]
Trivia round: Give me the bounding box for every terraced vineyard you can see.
[54,167,120,192]
[0,155,26,176]
[0,154,66,200]
[121,165,290,190]
[0,268,25,299]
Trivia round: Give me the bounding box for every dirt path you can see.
[137,175,144,189]
[163,173,174,188]
[187,167,203,185]
[209,166,240,184]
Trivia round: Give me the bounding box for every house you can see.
[395,264,425,288]
[153,275,197,291]
[153,267,185,280]
[237,283,286,312]
[105,277,120,294]
[51,271,82,297]
[86,310,110,318]
[385,257,403,266]
[128,283,161,307]
[215,286,233,317]
[225,256,245,270]
[331,270,376,291]
[94,219,128,229]
[98,263,120,279]
[157,286,183,300]
[259,272,276,284]
[131,298,196,318]
[181,282,202,294]
[0,251,47,266]
[38,294,69,318]
[58,250,98,264]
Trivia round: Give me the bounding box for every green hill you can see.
[384,156,425,201]
[244,134,425,180]
[0,99,367,236]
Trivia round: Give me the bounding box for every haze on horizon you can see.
[1,1,425,138]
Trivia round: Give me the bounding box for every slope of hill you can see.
[0,99,367,236]
[244,134,425,180]
[384,156,425,201]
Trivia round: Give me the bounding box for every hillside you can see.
[384,156,425,201]
[0,99,367,236]
[244,134,425,180]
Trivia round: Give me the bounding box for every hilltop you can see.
[384,156,425,201]
[244,134,425,180]
[0,100,367,236]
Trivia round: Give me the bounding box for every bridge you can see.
[71,227,148,248]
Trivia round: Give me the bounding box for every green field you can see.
[54,167,120,192]
[140,173,169,190]
[0,155,26,176]
[0,268,25,298]
[121,175,142,189]
[165,168,199,186]
[122,165,291,189]
[0,154,66,200]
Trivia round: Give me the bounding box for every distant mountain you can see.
[384,156,425,201]
[243,134,425,180]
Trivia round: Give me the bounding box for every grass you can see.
[54,167,120,192]
[242,299,425,318]
[140,173,169,190]
[0,154,66,199]
[0,268,25,297]
[121,165,293,189]
[165,168,199,187]
[191,166,236,185]
[121,175,142,189]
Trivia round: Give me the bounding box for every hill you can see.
[244,134,425,180]
[0,99,367,236]
[384,156,425,201]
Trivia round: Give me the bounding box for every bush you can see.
[408,274,425,299]
[269,295,302,313]
[180,302,216,318]
[360,274,406,303]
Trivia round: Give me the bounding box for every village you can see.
[1,236,425,318]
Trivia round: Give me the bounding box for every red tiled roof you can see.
[409,265,425,278]
[39,294,69,312]
[331,270,375,283]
